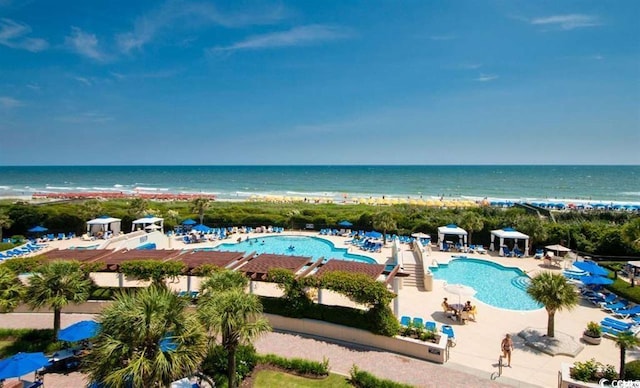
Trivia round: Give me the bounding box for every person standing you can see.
[501,333,514,367]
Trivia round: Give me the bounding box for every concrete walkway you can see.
[1,313,529,388]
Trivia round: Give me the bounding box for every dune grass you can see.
[252,370,351,387]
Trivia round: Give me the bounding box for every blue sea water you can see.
[0,165,638,203]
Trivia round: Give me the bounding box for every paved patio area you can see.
[3,231,638,387]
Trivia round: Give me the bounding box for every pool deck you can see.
[7,231,639,387]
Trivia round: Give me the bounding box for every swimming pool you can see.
[431,257,542,311]
[213,235,377,264]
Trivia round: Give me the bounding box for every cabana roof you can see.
[491,227,529,239]
[87,216,121,225]
[132,216,163,224]
[437,224,468,236]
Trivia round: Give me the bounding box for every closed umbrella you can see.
[0,352,50,379]
[573,261,609,277]
[58,320,101,342]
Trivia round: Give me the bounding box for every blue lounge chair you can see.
[591,293,616,305]
[412,317,424,329]
[602,300,630,312]
[601,320,632,332]
[513,247,524,258]
[602,317,635,330]
[425,321,437,332]
[399,316,411,327]
[502,246,512,257]
[613,305,640,319]
[602,326,628,338]
[534,249,544,259]
[441,325,455,340]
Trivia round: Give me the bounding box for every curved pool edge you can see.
[431,255,545,312]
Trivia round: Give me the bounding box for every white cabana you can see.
[132,216,164,233]
[437,224,468,250]
[490,227,529,256]
[86,216,121,238]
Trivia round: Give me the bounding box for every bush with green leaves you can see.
[349,365,414,388]
[200,344,257,387]
[120,260,185,284]
[624,360,640,380]
[1,256,43,274]
[258,354,330,377]
[267,268,314,316]
[569,358,616,382]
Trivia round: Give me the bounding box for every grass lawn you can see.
[252,370,351,387]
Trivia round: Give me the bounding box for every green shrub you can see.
[266,268,314,317]
[258,354,329,377]
[570,359,602,382]
[1,256,42,274]
[200,344,257,387]
[0,329,63,358]
[120,260,185,283]
[602,364,618,381]
[368,305,401,336]
[349,365,414,388]
[625,360,640,380]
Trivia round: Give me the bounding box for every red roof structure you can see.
[175,251,246,272]
[238,254,312,280]
[314,259,386,280]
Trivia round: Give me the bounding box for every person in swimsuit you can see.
[501,333,514,367]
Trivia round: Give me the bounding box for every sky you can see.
[0,0,639,165]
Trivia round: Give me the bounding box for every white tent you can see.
[437,224,468,250]
[132,216,164,233]
[490,228,529,256]
[86,216,121,237]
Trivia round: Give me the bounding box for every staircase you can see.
[402,262,426,290]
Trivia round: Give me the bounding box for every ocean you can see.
[0,165,638,204]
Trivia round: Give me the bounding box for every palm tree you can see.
[24,260,92,338]
[128,198,150,218]
[616,331,640,379]
[527,272,578,337]
[460,212,484,246]
[0,266,25,313]
[197,288,270,388]
[84,286,207,388]
[517,217,548,255]
[372,211,397,245]
[191,198,211,225]
[199,270,248,295]
[0,211,13,242]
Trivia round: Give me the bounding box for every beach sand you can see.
[3,232,637,387]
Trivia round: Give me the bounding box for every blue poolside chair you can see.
[602,317,635,330]
[425,321,437,332]
[591,293,616,306]
[513,247,524,258]
[601,320,632,332]
[602,326,628,338]
[441,325,455,340]
[399,316,411,327]
[412,317,424,329]
[534,249,544,259]
[613,305,640,319]
[602,300,630,313]
[502,246,512,257]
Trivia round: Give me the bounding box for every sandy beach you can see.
[2,231,637,387]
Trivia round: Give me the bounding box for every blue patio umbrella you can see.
[192,224,210,233]
[364,231,382,239]
[58,320,101,342]
[0,352,50,379]
[573,261,609,277]
[338,220,353,227]
[181,219,197,225]
[579,275,614,286]
[27,225,48,233]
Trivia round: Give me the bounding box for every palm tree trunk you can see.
[620,346,627,379]
[547,310,555,337]
[228,345,237,388]
[53,308,61,338]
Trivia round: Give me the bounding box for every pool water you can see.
[214,235,376,264]
[431,257,542,311]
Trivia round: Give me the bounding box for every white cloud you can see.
[0,96,24,108]
[459,63,482,70]
[530,14,601,30]
[56,111,114,124]
[26,83,40,91]
[0,18,48,52]
[65,27,108,61]
[74,76,92,86]
[211,25,351,52]
[474,74,498,82]
[117,0,287,53]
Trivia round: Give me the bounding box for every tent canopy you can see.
[132,216,164,224]
[490,227,530,256]
[87,216,121,225]
[86,215,121,237]
[437,224,467,250]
